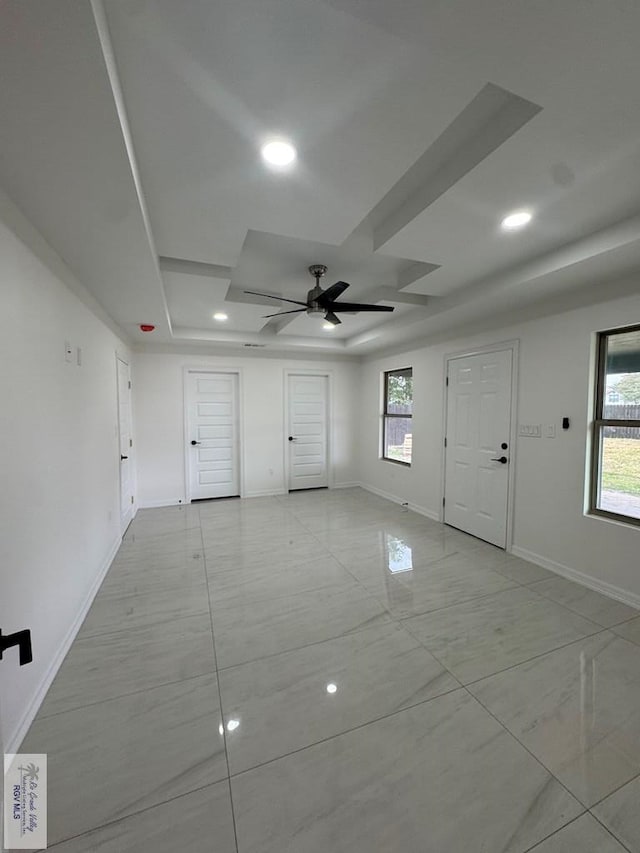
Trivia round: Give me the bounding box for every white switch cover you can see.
[546,424,556,438]
[518,424,542,438]
[65,341,73,362]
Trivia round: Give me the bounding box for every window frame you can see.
[382,367,413,467]
[589,323,640,527]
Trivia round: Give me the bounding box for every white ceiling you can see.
[2,0,640,356]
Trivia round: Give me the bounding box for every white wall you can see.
[0,192,130,751]
[358,293,640,604]
[133,352,360,505]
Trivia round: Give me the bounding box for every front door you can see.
[444,348,513,547]
[186,371,240,500]
[116,356,134,534]
[287,374,329,491]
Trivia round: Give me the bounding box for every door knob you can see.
[120,455,128,461]
[0,628,33,666]
[191,440,201,446]
[491,456,508,464]
[288,436,296,442]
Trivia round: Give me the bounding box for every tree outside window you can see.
[591,325,640,524]
[382,368,413,465]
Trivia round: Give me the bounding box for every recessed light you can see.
[261,139,297,167]
[213,312,228,321]
[322,322,335,330]
[501,210,532,230]
[326,683,338,694]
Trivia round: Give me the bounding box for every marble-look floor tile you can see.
[79,576,210,636]
[593,775,640,852]
[333,532,461,581]
[43,781,236,853]
[208,554,355,610]
[488,555,557,585]
[354,551,518,619]
[528,814,626,852]
[404,586,599,683]
[101,552,206,594]
[231,690,581,853]
[218,621,458,773]
[22,674,226,846]
[204,535,331,575]
[121,526,203,556]
[470,633,640,806]
[530,576,639,627]
[124,506,201,538]
[39,614,215,717]
[213,583,392,668]
[613,615,640,646]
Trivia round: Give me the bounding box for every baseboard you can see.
[332,482,361,490]
[138,498,187,509]
[244,489,287,499]
[6,535,121,753]
[358,482,441,522]
[511,545,640,611]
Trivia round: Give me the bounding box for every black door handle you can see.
[288,436,296,442]
[491,456,508,464]
[120,455,128,461]
[191,440,201,446]
[0,628,33,666]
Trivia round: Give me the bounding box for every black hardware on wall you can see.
[562,417,570,430]
[0,628,33,666]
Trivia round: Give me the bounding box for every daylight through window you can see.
[382,368,413,465]
[591,325,640,525]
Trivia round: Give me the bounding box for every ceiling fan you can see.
[244,264,395,326]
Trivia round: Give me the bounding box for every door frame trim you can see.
[283,369,333,492]
[183,367,245,502]
[116,353,135,535]
[441,339,519,552]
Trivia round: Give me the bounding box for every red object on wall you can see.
[139,324,155,332]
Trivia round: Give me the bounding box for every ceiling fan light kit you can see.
[244,264,395,327]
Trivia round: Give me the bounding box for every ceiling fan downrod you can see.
[307,264,328,316]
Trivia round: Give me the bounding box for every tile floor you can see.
[22,487,640,852]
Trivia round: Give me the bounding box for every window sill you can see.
[585,508,640,531]
[382,457,411,468]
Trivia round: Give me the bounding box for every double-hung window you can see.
[591,324,640,524]
[382,368,413,465]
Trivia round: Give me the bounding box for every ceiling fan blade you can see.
[318,280,349,304]
[324,312,342,326]
[328,302,395,313]
[245,290,308,307]
[262,308,306,318]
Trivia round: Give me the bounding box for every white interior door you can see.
[287,374,329,491]
[116,357,134,533]
[186,371,240,500]
[444,349,513,548]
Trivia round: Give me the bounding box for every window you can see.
[382,368,413,465]
[591,324,640,525]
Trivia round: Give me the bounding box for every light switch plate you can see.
[518,424,542,438]
[546,424,556,438]
[65,341,73,362]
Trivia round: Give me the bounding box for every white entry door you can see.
[116,356,134,534]
[287,374,329,491]
[186,371,240,500]
[444,349,513,548]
